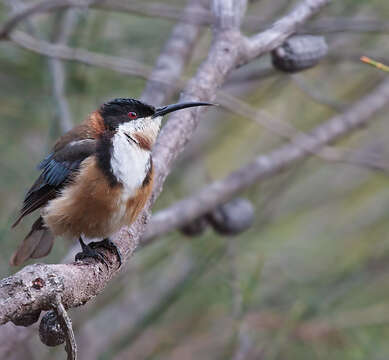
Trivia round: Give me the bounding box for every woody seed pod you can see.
[207,198,254,235]
[271,35,328,73]
[39,310,66,347]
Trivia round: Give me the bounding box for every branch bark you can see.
[0,0,330,326]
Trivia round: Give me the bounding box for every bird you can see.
[11,98,212,267]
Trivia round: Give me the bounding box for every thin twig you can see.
[9,30,152,79]
[217,87,388,172]
[51,294,77,360]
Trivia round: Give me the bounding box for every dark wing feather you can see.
[12,139,97,227]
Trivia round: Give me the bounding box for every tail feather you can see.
[10,217,54,266]
[30,229,54,259]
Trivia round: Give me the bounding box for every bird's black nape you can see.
[100,98,155,119]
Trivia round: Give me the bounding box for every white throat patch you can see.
[111,125,149,198]
[110,117,160,198]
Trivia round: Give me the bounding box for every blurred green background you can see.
[2,0,389,359]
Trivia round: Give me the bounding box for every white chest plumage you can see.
[110,130,150,199]
[110,117,160,198]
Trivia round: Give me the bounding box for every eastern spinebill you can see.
[11,98,212,266]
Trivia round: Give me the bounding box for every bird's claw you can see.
[75,238,122,269]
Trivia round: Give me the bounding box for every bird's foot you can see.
[90,238,122,268]
[75,238,122,269]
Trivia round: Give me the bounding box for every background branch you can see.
[142,78,389,243]
[140,0,207,106]
[48,9,79,133]
[2,0,389,37]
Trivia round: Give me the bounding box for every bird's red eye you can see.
[128,111,137,119]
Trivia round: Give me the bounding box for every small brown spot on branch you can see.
[32,278,45,290]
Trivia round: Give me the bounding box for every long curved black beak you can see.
[152,101,214,118]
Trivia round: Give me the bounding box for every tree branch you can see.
[140,0,207,106]
[2,0,389,37]
[9,30,152,79]
[244,0,331,63]
[142,78,389,243]
[0,0,330,326]
[48,9,79,133]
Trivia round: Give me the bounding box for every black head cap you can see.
[100,98,215,131]
[100,98,156,130]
